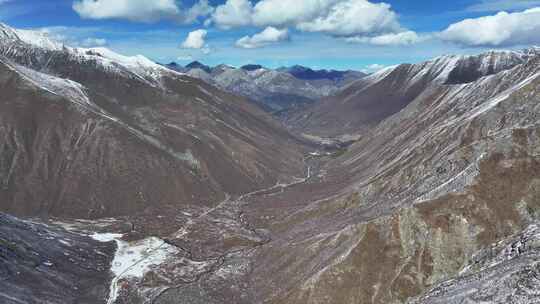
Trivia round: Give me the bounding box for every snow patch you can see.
[91,233,180,304]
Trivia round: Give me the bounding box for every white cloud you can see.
[296,0,401,36]
[201,46,211,54]
[81,37,107,47]
[181,29,208,49]
[73,0,212,23]
[184,0,214,24]
[177,54,194,61]
[235,27,289,48]
[347,31,426,46]
[29,26,110,47]
[252,0,339,26]
[211,0,253,29]
[73,0,180,22]
[466,0,540,12]
[211,0,405,38]
[440,8,540,46]
[361,63,386,73]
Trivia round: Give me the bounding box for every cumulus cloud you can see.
[211,0,406,38]
[361,63,387,73]
[81,37,107,47]
[181,29,208,49]
[347,31,426,46]
[252,0,339,26]
[440,8,540,46]
[73,0,180,22]
[466,0,540,12]
[73,0,212,23]
[177,54,194,61]
[297,0,401,36]
[184,0,214,24]
[211,0,253,29]
[235,27,289,48]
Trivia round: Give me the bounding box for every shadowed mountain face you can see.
[0,23,306,219]
[2,22,540,304]
[164,61,366,113]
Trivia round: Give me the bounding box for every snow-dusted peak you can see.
[0,23,181,83]
[360,48,535,90]
[0,23,63,51]
[362,65,399,83]
[0,22,18,40]
[79,47,162,71]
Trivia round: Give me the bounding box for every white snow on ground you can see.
[466,71,540,121]
[91,233,180,304]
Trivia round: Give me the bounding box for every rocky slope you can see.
[288,49,537,138]
[0,23,306,218]
[0,212,115,304]
[164,61,365,113]
[240,48,540,303]
[410,223,540,303]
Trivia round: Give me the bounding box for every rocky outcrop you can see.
[410,223,540,303]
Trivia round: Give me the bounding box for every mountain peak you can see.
[185,61,211,73]
[241,64,265,71]
[0,23,63,51]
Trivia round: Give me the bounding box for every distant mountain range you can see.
[162,61,366,113]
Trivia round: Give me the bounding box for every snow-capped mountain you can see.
[288,48,540,137]
[164,61,366,113]
[0,23,306,218]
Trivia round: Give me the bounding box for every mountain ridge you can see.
[287,47,540,138]
[163,60,366,113]
[0,23,307,219]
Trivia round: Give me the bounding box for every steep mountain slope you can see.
[164,62,365,113]
[0,213,115,304]
[289,49,536,137]
[410,223,540,303]
[0,23,306,218]
[240,48,540,304]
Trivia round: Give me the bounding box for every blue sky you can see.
[1,0,540,71]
